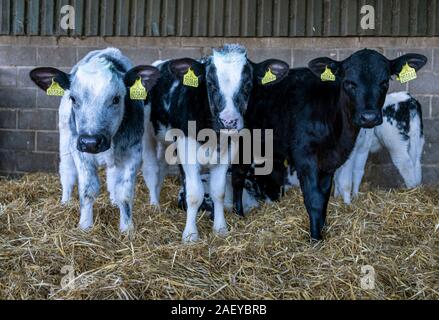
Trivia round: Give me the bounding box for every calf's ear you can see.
[308,57,341,79]
[169,58,204,82]
[125,65,161,91]
[391,53,428,76]
[254,59,290,86]
[30,67,70,91]
[124,66,160,91]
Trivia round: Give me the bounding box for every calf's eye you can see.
[344,80,357,91]
[70,96,77,105]
[113,96,121,105]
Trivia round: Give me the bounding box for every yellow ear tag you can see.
[262,69,277,85]
[397,63,417,84]
[321,66,336,82]
[183,68,199,88]
[284,159,289,168]
[130,78,147,100]
[46,79,65,96]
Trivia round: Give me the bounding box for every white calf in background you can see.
[334,92,425,204]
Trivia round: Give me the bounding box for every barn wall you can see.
[1,0,438,37]
[0,36,438,186]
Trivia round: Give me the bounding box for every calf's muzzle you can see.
[358,111,383,129]
[77,134,110,154]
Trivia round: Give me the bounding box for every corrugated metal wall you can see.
[0,0,438,37]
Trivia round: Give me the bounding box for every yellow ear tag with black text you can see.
[397,63,417,84]
[262,69,277,85]
[183,68,199,88]
[47,79,65,96]
[130,78,148,100]
[321,66,336,82]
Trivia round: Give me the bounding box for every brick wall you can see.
[0,36,438,186]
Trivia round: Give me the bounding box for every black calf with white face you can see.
[204,45,251,130]
[145,45,289,242]
[168,44,289,132]
[308,49,427,129]
[205,45,290,131]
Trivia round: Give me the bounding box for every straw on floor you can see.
[0,173,438,300]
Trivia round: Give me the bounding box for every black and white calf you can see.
[334,92,425,204]
[143,44,288,242]
[232,49,427,240]
[30,48,160,232]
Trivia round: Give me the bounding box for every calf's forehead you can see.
[210,47,250,79]
[343,52,391,82]
[71,59,126,99]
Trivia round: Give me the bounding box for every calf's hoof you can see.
[234,209,245,218]
[149,202,161,213]
[150,200,160,207]
[78,221,93,232]
[213,224,229,237]
[61,199,71,206]
[120,222,134,234]
[233,202,245,217]
[61,196,72,206]
[182,230,200,243]
[310,231,324,242]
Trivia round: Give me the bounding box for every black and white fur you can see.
[143,44,288,242]
[334,92,425,204]
[30,48,160,232]
[231,49,427,240]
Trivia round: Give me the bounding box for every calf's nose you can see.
[359,111,381,128]
[219,112,243,130]
[220,118,239,129]
[77,135,106,154]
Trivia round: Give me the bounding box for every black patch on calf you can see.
[113,97,145,156]
[383,97,423,140]
[149,60,212,137]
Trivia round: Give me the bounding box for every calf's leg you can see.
[351,149,370,198]
[409,136,424,186]
[388,146,418,188]
[210,164,229,235]
[59,128,77,204]
[75,158,99,231]
[107,158,140,233]
[232,164,247,217]
[334,158,353,204]
[59,96,77,204]
[319,172,334,223]
[297,161,330,241]
[142,125,161,206]
[181,164,204,242]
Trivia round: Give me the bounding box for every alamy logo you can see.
[60,5,75,30]
[360,265,376,290]
[49,265,75,296]
[360,5,376,30]
[60,265,75,290]
[164,122,274,176]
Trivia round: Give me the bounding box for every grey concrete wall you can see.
[0,36,438,186]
